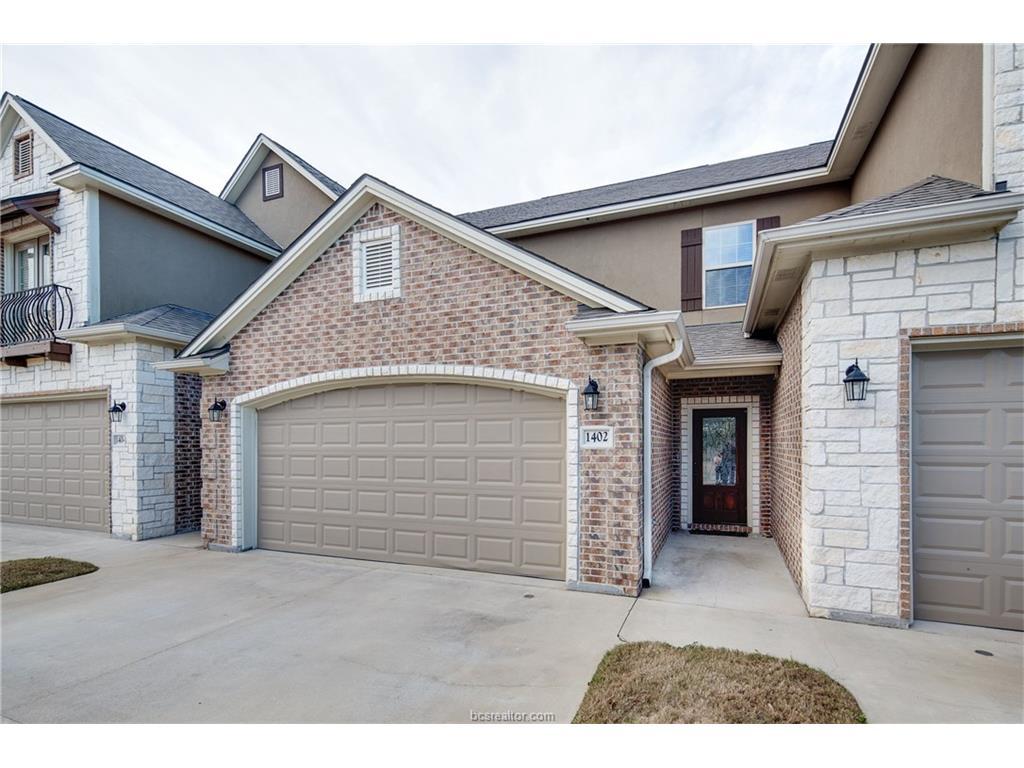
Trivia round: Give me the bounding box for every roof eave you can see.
[743,191,1024,335]
[152,349,230,376]
[220,134,341,204]
[50,163,280,259]
[62,322,194,347]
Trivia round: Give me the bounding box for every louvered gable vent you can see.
[353,224,402,302]
[362,239,395,290]
[13,134,32,177]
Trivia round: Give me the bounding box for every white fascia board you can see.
[182,176,647,358]
[0,96,73,167]
[49,164,280,260]
[153,351,230,375]
[62,322,193,347]
[743,191,1024,334]
[220,135,340,203]
[484,45,916,239]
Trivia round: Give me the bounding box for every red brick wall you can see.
[672,374,774,532]
[650,365,677,561]
[174,373,203,532]
[770,295,802,589]
[201,203,646,594]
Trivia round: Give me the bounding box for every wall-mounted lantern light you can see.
[583,378,601,411]
[108,401,127,423]
[208,398,227,423]
[843,360,870,402]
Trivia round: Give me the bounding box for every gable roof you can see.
[804,176,996,222]
[461,141,834,230]
[180,174,649,358]
[1,93,279,253]
[220,133,346,203]
[97,304,216,338]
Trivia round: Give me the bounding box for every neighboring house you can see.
[0,94,341,540]
[4,43,1022,635]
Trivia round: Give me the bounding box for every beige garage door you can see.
[258,382,567,579]
[1,398,110,532]
[912,345,1023,630]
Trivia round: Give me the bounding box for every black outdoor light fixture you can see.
[108,401,127,423]
[583,378,601,411]
[843,359,870,402]
[208,398,228,423]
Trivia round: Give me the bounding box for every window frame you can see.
[261,163,284,201]
[7,233,52,293]
[701,219,757,310]
[12,131,33,180]
[352,224,401,303]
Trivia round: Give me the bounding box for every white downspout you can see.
[642,335,686,588]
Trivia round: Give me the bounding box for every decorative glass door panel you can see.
[692,409,747,527]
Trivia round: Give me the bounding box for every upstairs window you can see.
[703,221,755,308]
[262,163,283,200]
[13,132,32,179]
[352,225,401,302]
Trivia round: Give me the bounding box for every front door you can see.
[692,409,747,528]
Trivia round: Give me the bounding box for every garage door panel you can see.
[1,398,109,533]
[258,382,566,579]
[913,346,1024,630]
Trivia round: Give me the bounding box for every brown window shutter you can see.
[680,227,703,311]
[756,216,780,233]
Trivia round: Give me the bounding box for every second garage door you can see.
[257,382,567,579]
[0,397,110,532]
[912,345,1023,630]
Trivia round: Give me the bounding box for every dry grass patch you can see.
[574,641,865,724]
[1,557,98,593]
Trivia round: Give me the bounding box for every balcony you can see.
[0,284,74,366]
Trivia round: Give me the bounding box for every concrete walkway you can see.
[2,525,1021,723]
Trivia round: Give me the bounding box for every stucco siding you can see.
[852,44,984,203]
[235,150,334,248]
[97,193,269,320]
[510,184,850,313]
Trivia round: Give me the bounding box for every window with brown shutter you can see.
[680,227,703,311]
[12,132,32,179]
[262,163,283,200]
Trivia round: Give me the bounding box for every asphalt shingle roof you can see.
[687,322,781,362]
[95,304,215,339]
[461,141,834,229]
[269,138,347,198]
[13,95,279,250]
[805,176,995,223]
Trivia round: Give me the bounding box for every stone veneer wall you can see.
[174,373,203,532]
[672,375,773,534]
[1,115,93,324]
[0,340,179,539]
[201,203,647,595]
[770,295,803,591]
[649,365,677,560]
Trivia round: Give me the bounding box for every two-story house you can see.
[0,94,343,540]
[4,43,1022,634]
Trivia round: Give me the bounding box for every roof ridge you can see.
[263,134,345,192]
[462,140,834,217]
[12,95,227,202]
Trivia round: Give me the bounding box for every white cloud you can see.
[2,45,867,213]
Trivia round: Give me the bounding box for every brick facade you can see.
[650,366,677,559]
[672,375,773,534]
[770,295,803,591]
[200,202,648,595]
[174,373,203,532]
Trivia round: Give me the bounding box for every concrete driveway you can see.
[3,524,1022,723]
[1,524,629,723]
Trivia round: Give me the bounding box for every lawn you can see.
[1,557,99,593]
[574,641,865,724]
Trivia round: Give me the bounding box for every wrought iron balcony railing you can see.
[0,284,74,347]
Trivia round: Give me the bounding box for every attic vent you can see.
[773,267,801,282]
[262,164,283,200]
[353,224,401,302]
[13,133,32,178]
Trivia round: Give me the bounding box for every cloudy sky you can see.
[2,45,867,213]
